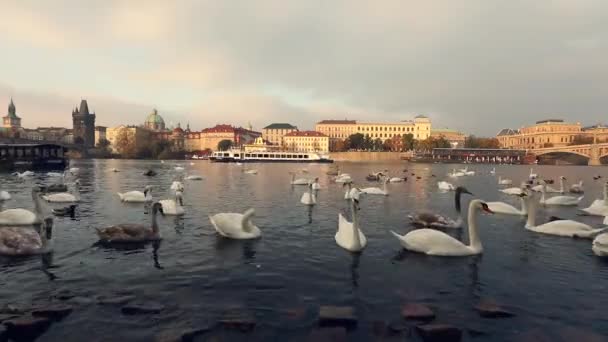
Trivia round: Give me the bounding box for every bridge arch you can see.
[534,149,590,159]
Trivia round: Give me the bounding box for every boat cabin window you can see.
[263,154,269,158]
[281,154,286,158]
[223,153,229,157]
[297,154,303,159]
[245,154,251,157]
[234,154,240,157]
[304,155,309,159]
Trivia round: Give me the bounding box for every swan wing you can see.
[336,214,366,251]
[0,227,42,255]
[97,224,150,241]
[402,229,472,256]
[581,200,608,216]
[209,213,244,237]
[0,209,38,225]
[43,193,77,202]
[486,201,522,215]
[529,220,600,238]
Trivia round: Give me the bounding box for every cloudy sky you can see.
[0,0,606,135]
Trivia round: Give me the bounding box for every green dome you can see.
[146,109,165,125]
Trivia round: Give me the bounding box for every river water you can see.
[0,160,607,341]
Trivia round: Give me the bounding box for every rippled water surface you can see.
[1,160,607,341]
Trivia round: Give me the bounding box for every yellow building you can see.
[283,131,329,153]
[315,115,431,151]
[497,120,608,150]
[106,125,151,153]
[431,128,466,148]
[262,123,298,146]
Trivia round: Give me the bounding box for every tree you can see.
[372,138,383,151]
[401,133,415,151]
[363,134,373,150]
[465,135,500,149]
[95,138,112,158]
[218,139,233,151]
[96,139,111,149]
[334,139,348,152]
[115,128,137,158]
[382,139,393,151]
[347,133,365,150]
[568,135,594,146]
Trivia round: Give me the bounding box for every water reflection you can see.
[214,236,258,263]
[350,252,361,289]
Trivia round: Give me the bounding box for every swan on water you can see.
[498,176,513,186]
[437,181,455,191]
[336,188,366,252]
[13,171,34,178]
[490,167,496,175]
[525,192,605,239]
[580,182,608,216]
[531,176,565,193]
[529,168,538,179]
[409,187,472,229]
[486,193,527,215]
[290,172,309,185]
[42,180,80,203]
[170,181,185,192]
[0,191,11,201]
[244,169,258,175]
[301,183,317,206]
[185,175,203,180]
[96,202,164,243]
[0,217,54,256]
[311,178,321,190]
[209,208,261,239]
[499,182,526,195]
[448,169,465,178]
[569,180,584,194]
[69,167,79,175]
[174,166,185,172]
[592,216,608,256]
[361,177,389,196]
[46,172,64,177]
[118,186,153,203]
[0,187,44,226]
[539,181,583,206]
[159,191,185,216]
[460,167,475,176]
[391,199,494,256]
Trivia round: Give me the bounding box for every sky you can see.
[0,0,606,135]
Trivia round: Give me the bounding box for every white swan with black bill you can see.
[335,188,366,252]
[209,208,261,239]
[391,200,494,256]
[117,186,153,203]
[580,182,608,216]
[0,187,45,226]
[486,193,527,216]
[158,191,185,216]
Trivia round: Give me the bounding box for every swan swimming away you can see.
[569,180,584,194]
[498,176,513,186]
[592,216,608,256]
[437,181,455,191]
[290,172,309,185]
[300,184,317,206]
[170,181,185,192]
[311,178,321,190]
[0,191,11,201]
[499,182,526,196]
[0,187,44,226]
[486,193,527,215]
[409,187,472,229]
[174,166,185,172]
[336,188,366,252]
[13,171,34,178]
[580,182,608,216]
[361,177,389,196]
[539,181,583,206]
[118,186,153,203]
[209,208,261,239]
[0,217,54,256]
[185,175,203,180]
[525,192,605,239]
[42,180,80,203]
[96,202,164,243]
[159,191,185,216]
[392,199,494,256]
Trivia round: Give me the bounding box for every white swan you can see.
[0,217,54,256]
[580,182,608,216]
[300,184,316,206]
[0,191,11,201]
[529,168,538,179]
[174,166,185,172]
[361,177,389,196]
[437,181,455,191]
[69,167,79,174]
[499,182,526,195]
[448,169,465,178]
[409,187,472,229]
[540,182,583,206]
[343,182,354,200]
[118,186,152,203]
[592,217,608,256]
[336,189,366,252]
[96,202,164,242]
[170,181,185,192]
[111,168,120,172]
[391,199,493,256]
[498,176,513,186]
[569,180,584,194]
[185,175,203,180]
[209,208,261,239]
[13,171,34,178]
[244,169,258,175]
[490,167,496,175]
[0,188,44,226]
[334,171,353,183]
[158,191,185,216]
[311,178,321,190]
[532,176,565,193]
[290,172,309,185]
[461,167,475,176]
[487,193,527,215]
[525,192,605,239]
[42,180,80,203]
[46,172,63,177]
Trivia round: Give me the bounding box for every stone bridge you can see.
[531,143,608,165]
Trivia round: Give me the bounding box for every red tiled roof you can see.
[316,120,356,125]
[284,130,327,137]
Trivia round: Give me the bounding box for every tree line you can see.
[332,133,500,152]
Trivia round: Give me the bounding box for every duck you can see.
[409,187,473,229]
[486,193,527,216]
[290,172,309,185]
[311,178,321,190]
[0,191,11,201]
[580,181,608,216]
[498,176,513,186]
[52,204,77,217]
[117,186,153,203]
[361,177,389,196]
[569,180,584,194]
[209,208,261,239]
[96,202,164,243]
[499,182,526,195]
[525,192,605,239]
[300,184,316,206]
[42,180,80,203]
[593,175,602,181]
[13,171,34,178]
[592,216,608,256]
[437,181,455,191]
[391,199,494,256]
[158,191,185,216]
[539,181,583,206]
[185,174,203,180]
[143,169,157,176]
[336,188,366,252]
[0,217,54,256]
[0,187,44,226]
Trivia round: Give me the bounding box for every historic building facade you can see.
[72,99,96,148]
[1,98,24,138]
[283,131,330,153]
[262,123,298,146]
[144,109,166,131]
[431,128,466,148]
[315,115,432,151]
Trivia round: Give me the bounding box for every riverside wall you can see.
[329,151,412,162]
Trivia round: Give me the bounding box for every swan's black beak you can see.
[481,203,494,214]
[45,218,54,239]
[517,193,528,197]
[159,206,165,216]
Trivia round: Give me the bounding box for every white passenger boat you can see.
[210,149,333,163]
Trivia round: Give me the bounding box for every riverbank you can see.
[329,151,412,162]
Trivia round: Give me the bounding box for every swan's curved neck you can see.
[604,184,608,205]
[350,199,361,249]
[526,196,536,228]
[467,200,482,252]
[151,208,160,234]
[559,178,564,193]
[241,210,254,232]
[382,179,388,193]
[33,192,44,219]
[520,196,527,215]
[455,190,463,213]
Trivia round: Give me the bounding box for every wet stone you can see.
[32,304,73,321]
[0,325,6,342]
[307,327,347,342]
[54,290,76,301]
[0,304,24,315]
[3,316,52,342]
[155,326,212,342]
[475,301,515,318]
[371,320,387,337]
[218,310,256,332]
[121,302,164,315]
[401,303,435,321]
[97,295,136,306]
[556,327,606,342]
[318,306,357,328]
[416,324,462,342]
[0,315,19,323]
[388,320,409,333]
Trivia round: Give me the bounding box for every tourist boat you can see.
[210,149,333,163]
[0,143,68,170]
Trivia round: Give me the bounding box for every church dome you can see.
[173,122,184,134]
[145,109,165,131]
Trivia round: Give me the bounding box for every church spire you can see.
[8,97,15,116]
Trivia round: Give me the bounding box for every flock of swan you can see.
[0,164,607,260]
